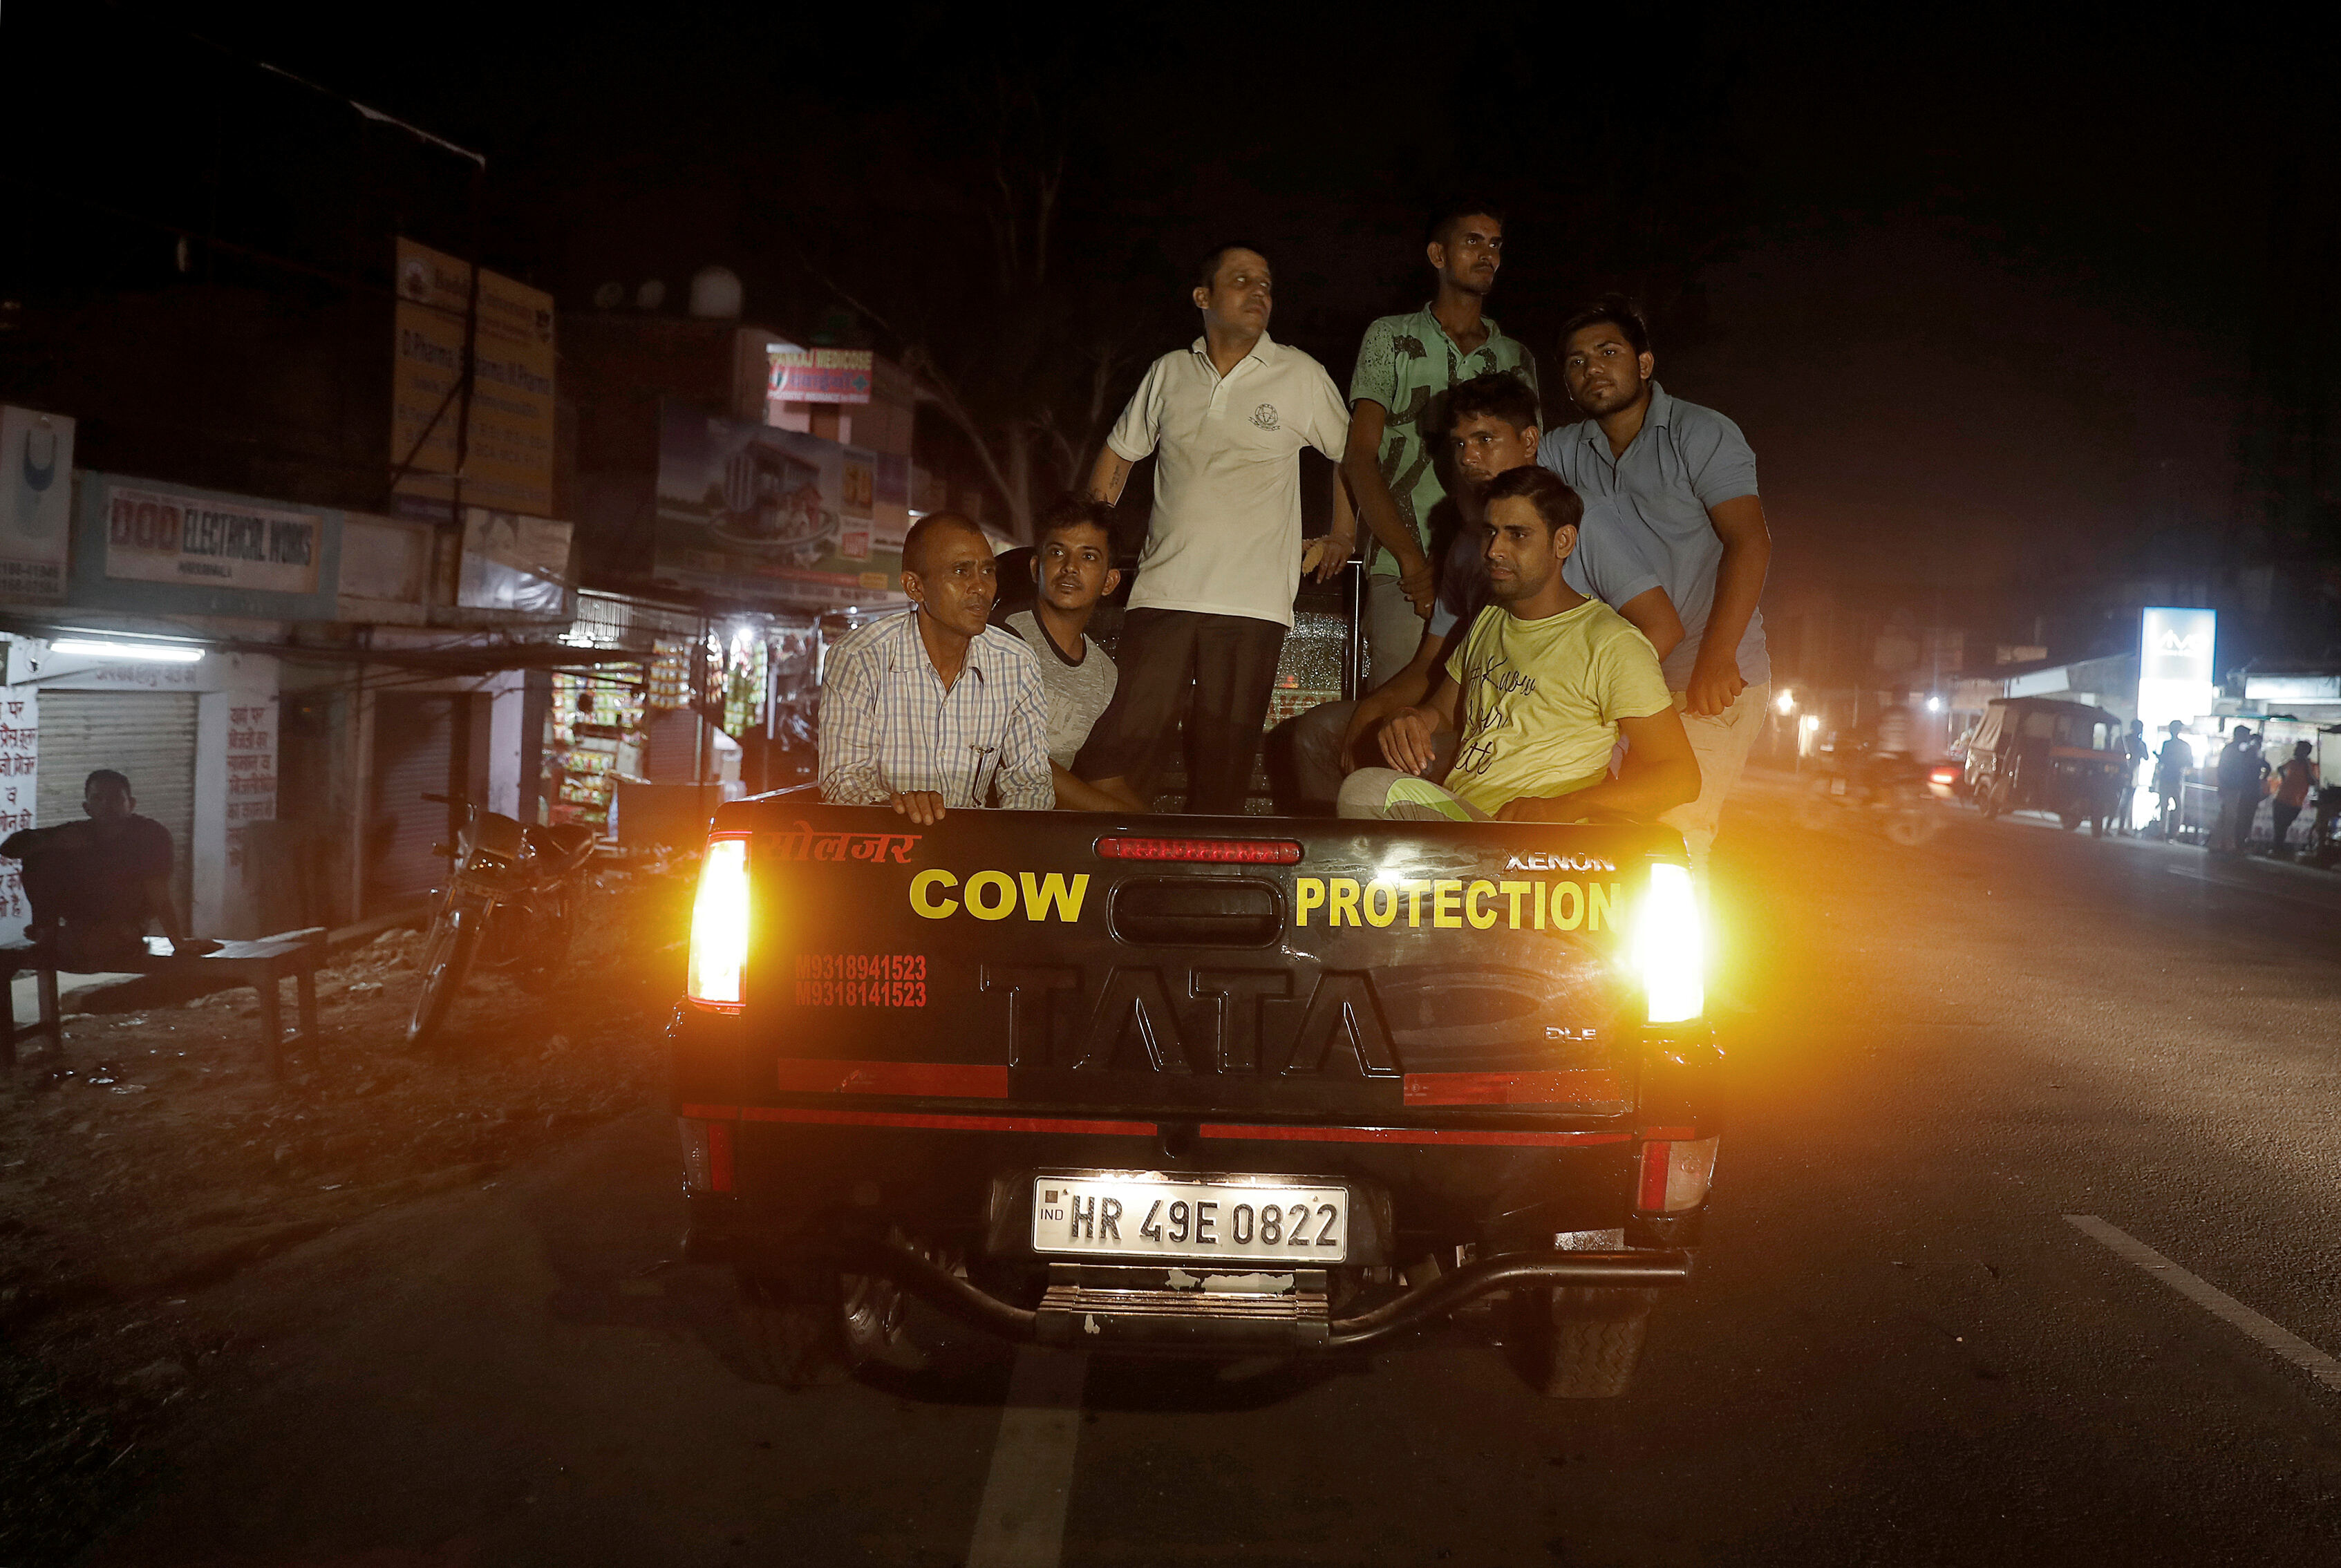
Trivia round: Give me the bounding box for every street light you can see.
[1925,695,1944,713]
[52,638,205,663]
[1774,689,1796,715]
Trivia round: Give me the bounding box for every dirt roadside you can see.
[0,867,693,1568]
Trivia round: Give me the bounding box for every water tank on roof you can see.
[689,266,743,319]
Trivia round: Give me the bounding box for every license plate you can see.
[1031,1173,1348,1263]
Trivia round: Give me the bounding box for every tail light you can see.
[1928,765,1959,786]
[1094,836,1303,865]
[677,1117,735,1193]
[1637,1136,1719,1214]
[1635,862,1703,1023]
[686,835,751,1008]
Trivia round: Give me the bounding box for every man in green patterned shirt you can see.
[1342,205,1541,690]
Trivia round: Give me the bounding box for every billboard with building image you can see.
[652,406,901,612]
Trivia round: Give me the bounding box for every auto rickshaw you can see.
[1965,697,2132,833]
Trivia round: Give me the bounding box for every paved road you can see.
[84,777,2341,1566]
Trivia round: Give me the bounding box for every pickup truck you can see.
[670,796,1719,1397]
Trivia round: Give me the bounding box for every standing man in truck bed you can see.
[1539,297,1771,882]
[1076,243,1354,815]
[1344,205,1540,691]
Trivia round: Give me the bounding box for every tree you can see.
[786,70,1151,540]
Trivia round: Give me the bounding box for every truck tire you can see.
[736,1269,851,1388]
[838,1270,928,1372]
[1532,1287,1657,1399]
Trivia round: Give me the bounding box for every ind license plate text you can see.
[1033,1177,1348,1262]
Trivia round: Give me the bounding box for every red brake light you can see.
[1093,836,1303,865]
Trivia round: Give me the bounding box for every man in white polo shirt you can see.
[1076,243,1353,813]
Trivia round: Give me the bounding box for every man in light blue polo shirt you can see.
[1538,296,1771,882]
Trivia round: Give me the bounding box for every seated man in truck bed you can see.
[1003,497,1131,812]
[817,511,1054,826]
[1342,466,1700,824]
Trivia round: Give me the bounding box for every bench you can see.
[3,927,328,1079]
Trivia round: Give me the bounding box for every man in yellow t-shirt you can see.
[1337,466,1700,824]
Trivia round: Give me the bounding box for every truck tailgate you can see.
[688,802,1689,1126]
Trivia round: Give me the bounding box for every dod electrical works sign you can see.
[104,482,323,595]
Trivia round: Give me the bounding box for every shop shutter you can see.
[35,690,200,929]
[366,695,460,911]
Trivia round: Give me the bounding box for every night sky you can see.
[15,3,2327,603]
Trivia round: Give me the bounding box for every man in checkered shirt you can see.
[818,513,1054,824]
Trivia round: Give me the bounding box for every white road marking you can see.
[966,1347,1089,1567]
[2066,1215,2341,1394]
[2161,866,2340,914]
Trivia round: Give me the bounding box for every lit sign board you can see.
[2134,607,2217,829]
[768,346,873,406]
[2141,606,2216,686]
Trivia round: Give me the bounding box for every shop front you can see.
[0,636,279,942]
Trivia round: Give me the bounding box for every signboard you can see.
[653,407,901,611]
[457,507,573,616]
[391,237,557,518]
[0,686,32,945]
[767,346,874,405]
[1,407,73,604]
[103,480,323,595]
[224,698,278,831]
[2141,606,2217,686]
[2135,606,2218,829]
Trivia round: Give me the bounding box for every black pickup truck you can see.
[670,795,1718,1397]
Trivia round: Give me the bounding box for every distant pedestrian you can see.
[2212,725,2262,853]
[2154,721,2192,840]
[2271,741,2316,858]
[2121,719,2150,835]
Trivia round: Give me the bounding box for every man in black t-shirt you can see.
[1,768,187,970]
[2211,726,2266,854]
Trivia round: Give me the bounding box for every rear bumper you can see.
[717,1227,1692,1352]
[681,1113,1695,1263]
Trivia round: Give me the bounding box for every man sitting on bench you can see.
[2,768,195,970]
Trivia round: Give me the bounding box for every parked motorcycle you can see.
[1796,750,1946,847]
[2304,783,2341,869]
[408,792,601,1046]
